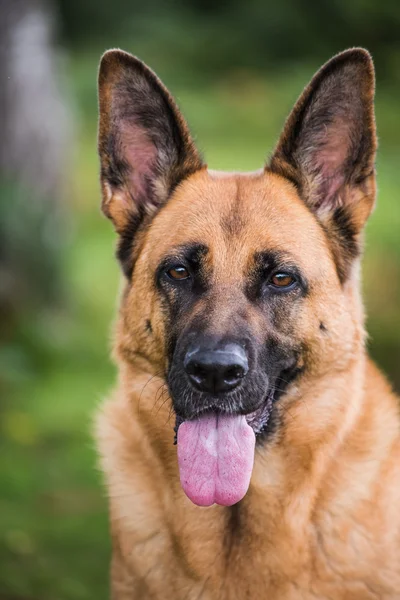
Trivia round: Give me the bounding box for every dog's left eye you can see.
[166,265,190,280]
[269,272,296,289]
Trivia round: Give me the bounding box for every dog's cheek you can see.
[116,280,169,370]
[144,296,172,369]
[299,294,358,378]
[263,296,324,377]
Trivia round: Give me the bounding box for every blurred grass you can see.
[1,49,400,598]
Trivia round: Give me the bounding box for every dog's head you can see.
[98,48,376,506]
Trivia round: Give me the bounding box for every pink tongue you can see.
[177,414,255,507]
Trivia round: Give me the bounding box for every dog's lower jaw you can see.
[173,390,274,444]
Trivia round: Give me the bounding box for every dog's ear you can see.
[98,49,203,237]
[268,48,377,280]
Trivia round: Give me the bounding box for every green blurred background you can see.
[0,0,399,597]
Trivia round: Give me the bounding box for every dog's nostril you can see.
[224,365,245,382]
[186,362,205,377]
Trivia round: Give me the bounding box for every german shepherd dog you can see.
[96,48,400,598]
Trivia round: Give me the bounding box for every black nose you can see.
[184,343,249,394]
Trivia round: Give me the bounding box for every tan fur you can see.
[95,49,400,598]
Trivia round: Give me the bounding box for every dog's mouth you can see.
[173,390,275,508]
[174,389,274,439]
[243,389,275,434]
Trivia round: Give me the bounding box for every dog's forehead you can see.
[147,169,330,274]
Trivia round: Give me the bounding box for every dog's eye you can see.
[269,272,296,289]
[166,265,190,281]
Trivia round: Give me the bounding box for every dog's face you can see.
[130,172,348,431]
[98,48,376,505]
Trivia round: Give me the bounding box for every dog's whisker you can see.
[153,387,172,419]
[137,371,166,417]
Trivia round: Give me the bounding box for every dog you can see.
[95,47,400,598]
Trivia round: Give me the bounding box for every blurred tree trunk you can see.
[0,0,72,323]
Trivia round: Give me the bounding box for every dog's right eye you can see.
[166,265,190,281]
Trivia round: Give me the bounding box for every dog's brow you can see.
[252,250,297,270]
[162,242,209,265]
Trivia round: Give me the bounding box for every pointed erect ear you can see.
[268,48,377,241]
[98,50,204,236]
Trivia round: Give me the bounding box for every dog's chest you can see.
[119,506,395,600]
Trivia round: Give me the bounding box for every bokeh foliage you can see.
[57,0,400,83]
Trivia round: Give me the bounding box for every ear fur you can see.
[98,49,204,274]
[268,48,377,282]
